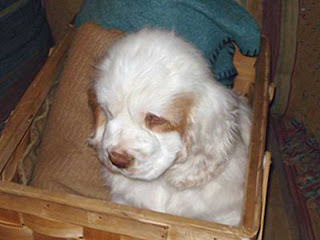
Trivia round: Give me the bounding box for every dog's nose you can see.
[108,150,133,168]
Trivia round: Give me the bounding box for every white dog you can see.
[89,28,252,225]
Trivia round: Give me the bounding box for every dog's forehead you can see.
[98,67,190,115]
[96,29,206,117]
[105,81,180,116]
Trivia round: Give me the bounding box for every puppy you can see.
[89,28,252,225]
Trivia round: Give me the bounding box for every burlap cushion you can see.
[32,23,124,199]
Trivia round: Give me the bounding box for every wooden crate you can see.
[0,28,272,240]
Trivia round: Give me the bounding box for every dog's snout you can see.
[108,149,133,168]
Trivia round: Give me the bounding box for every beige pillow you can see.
[32,23,124,199]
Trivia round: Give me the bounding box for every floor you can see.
[264,119,320,240]
[264,122,299,240]
[264,167,296,240]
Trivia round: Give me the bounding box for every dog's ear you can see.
[88,88,107,147]
[165,90,244,189]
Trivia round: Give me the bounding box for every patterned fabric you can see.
[280,118,320,213]
[74,0,260,88]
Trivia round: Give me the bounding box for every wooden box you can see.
[0,27,272,240]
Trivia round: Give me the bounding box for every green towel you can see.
[75,0,260,88]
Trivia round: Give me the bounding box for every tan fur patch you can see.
[88,89,106,130]
[145,94,194,136]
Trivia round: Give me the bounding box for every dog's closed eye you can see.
[145,113,167,127]
[145,113,174,132]
[145,113,166,125]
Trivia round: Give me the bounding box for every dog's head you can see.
[89,29,247,188]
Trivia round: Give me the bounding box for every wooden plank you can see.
[0,182,254,240]
[0,224,33,240]
[23,214,83,239]
[0,209,22,227]
[0,184,168,240]
[84,228,121,240]
[169,225,239,240]
[257,152,271,240]
[0,29,74,174]
[33,232,76,240]
[84,229,144,240]
[233,46,257,101]
[121,236,144,240]
[1,128,30,182]
[242,36,271,233]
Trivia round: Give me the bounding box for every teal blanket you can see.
[75,0,260,88]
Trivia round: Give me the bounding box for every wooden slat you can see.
[121,236,144,240]
[169,225,239,240]
[23,214,83,239]
[0,29,74,175]
[0,182,254,240]
[242,36,271,233]
[0,183,168,240]
[84,228,144,240]
[1,128,30,182]
[33,232,75,240]
[84,228,121,240]
[233,46,257,101]
[0,209,22,227]
[233,47,256,80]
[0,224,33,240]
[257,152,272,240]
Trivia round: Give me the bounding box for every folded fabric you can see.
[75,0,260,88]
[32,23,124,200]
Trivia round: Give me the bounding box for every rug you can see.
[279,118,320,213]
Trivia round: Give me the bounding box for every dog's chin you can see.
[111,162,168,181]
[101,155,174,181]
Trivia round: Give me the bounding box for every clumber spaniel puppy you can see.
[89,28,252,225]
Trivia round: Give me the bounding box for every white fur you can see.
[91,28,252,225]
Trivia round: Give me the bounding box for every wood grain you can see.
[1,128,30,182]
[0,209,22,227]
[32,232,76,240]
[257,152,272,240]
[0,224,33,240]
[23,214,83,239]
[0,181,254,240]
[84,228,143,240]
[233,46,257,101]
[242,36,271,233]
[84,228,121,240]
